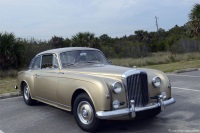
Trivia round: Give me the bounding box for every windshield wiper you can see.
[85,61,96,63]
[85,60,101,64]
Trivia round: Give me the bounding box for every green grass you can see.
[144,60,200,72]
[111,52,200,71]
[0,78,18,94]
[0,69,18,79]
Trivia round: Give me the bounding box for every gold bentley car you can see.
[15,47,175,132]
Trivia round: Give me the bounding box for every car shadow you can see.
[35,101,47,106]
[98,117,161,132]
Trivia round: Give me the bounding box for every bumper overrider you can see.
[96,94,175,119]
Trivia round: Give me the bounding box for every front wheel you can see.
[73,93,102,132]
[22,83,36,106]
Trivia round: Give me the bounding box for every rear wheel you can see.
[22,83,36,105]
[73,93,102,132]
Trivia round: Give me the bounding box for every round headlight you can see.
[152,76,161,88]
[112,82,122,94]
[113,99,120,109]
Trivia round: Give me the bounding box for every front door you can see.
[34,54,59,103]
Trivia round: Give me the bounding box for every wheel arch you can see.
[20,80,34,99]
[20,80,28,92]
[71,88,94,112]
[69,77,112,112]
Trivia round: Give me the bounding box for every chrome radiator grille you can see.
[126,72,149,107]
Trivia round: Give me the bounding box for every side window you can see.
[41,54,59,69]
[29,56,41,69]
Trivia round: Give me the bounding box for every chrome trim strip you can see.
[96,97,175,119]
[36,96,70,108]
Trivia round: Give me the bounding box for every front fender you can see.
[17,70,35,98]
[140,68,171,99]
[57,73,111,112]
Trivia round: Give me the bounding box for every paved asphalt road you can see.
[0,71,200,133]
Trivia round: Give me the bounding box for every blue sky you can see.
[0,0,199,40]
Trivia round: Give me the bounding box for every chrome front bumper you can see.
[96,97,175,119]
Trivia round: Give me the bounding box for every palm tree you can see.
[50,36,64,48]
[0,33,15,69]
[0,32,25,69]
[134,30,149,42]
[71,32,95,47]
[99,34,111,43]
[189,3,200,36]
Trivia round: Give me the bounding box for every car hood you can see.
[62,64,165,81]
[62,64,135,79]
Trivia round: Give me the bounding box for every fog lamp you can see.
[113,100,120,109]
[161,92,167,99]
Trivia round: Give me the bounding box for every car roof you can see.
[36,47,100,56]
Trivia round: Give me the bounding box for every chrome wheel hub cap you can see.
[24,85,29,101]
[82,108,89,117]
[77,101,94,125]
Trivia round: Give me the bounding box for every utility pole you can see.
[155,16,160,40]
[155,16,159,32]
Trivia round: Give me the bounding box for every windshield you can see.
[60,50,108,68]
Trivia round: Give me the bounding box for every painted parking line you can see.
[0,130,4,133]
[167,74,200,78]
[172,87,200,92]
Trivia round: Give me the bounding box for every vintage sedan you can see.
[15,47,175,132]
